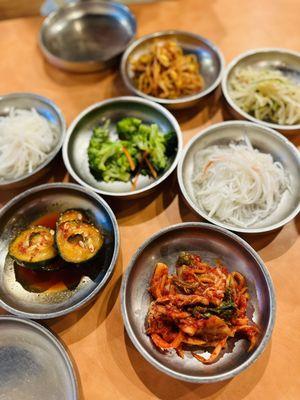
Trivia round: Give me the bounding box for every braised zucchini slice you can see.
[56,220,103,263]
[9,226,57,269]
[58,209,88,225]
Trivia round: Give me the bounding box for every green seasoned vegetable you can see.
[147,124,168,170]
[164,131,177,157]
[117,118,171,170]
[88,120,137,183]
[191,288,236,320]
[116,117,142,140]
[176,251,195,267]
[87,117,177,184]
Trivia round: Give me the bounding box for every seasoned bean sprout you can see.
[228,66,300,125]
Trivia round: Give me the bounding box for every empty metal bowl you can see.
[177,121,300,233]
[0,92,66,190]
[121,30,224,109]
[0,316,78,399]
[121,222,275,383]
[222,48,300,135]
[62,96,183,199]
[39,1,136,72]
[0,183,119,319]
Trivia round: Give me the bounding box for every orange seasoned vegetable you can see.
[131,40,204,99]
[146,252,259,364]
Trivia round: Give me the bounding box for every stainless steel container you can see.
[39,1,136,72]
[0,92,66,190]
[121,222,275,382]
[0,183,119,319]
[222,48,300,135]
[121,30,224,109]
[62,96,183,199]
[177,121,300,233]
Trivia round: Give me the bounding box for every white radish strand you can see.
[0,108,59,181]
[192,143,290,228]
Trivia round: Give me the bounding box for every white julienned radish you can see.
[192,142,291,228]
[0,108,58,180]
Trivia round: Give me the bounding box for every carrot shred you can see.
[143,151,157,178]
[122,146,135,171]
[131,171,140,191]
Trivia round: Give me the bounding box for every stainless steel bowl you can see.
[62,96,183,199]
[121,222,275,383]
[0,316,78,399]
[39,1,136,72]
[0,93,65,190]
[121,30,224,109]
[0,183,119,319]
[177,121,300,234]
[222,48,300,135]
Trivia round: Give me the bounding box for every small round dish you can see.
[121,222,275,383]
[62,96,183,199]
[39,1,136,72]
[177,121,300,234]
[0,92,65,190]
[0,315,78,399]
[222,48,300,135]
[121,30,224,109]
[0,183,119,319]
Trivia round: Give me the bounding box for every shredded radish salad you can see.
[0,108,59,181]
[228,66,300,125]
[192,141,291,228]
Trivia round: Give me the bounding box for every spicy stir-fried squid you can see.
[146,252,259,364]
[131,40,204,99]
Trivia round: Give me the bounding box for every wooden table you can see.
[0,1,299,399]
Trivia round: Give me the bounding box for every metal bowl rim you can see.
[0,92,66,187]
[221,47,300,131]
[0,314,78,398]
[0,182,120,319]
[62,96,183,197]
[177,120,300,234]
[39,0,137,66]
[121,221,276,383]
[120,30,225,105]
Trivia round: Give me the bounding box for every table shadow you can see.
[108,71,131,98]
[114,328,272,400]
[220,96,235,122]
[42,57,113,86]
[107,172,178,226]
[42,324,86,399]
[240,230,282,252]
[295,214,300,234]
[178,191,205,223]
[172,87,222,131]
[177,191,297,261]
